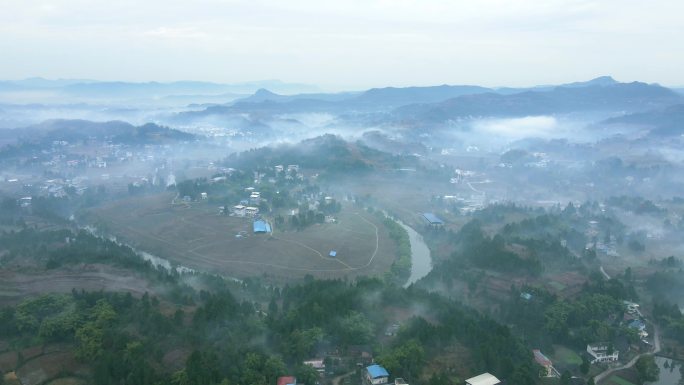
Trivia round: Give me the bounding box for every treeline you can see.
[652,300,684,344]
[502,272,639,350]
[0,275,543,385]
[266,278,539,385]
[382,216,411,283]
[446,220,543,276]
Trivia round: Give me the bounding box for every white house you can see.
[465,373,501,385]
[303,359,325,374]
[245,206,259,217]
[587,343,619,364]
[232,205,246,217]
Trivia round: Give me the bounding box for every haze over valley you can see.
[2,1,684,385]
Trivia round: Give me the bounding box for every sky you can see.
[1,0,683,90]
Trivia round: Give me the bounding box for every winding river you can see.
[398,221,433,287]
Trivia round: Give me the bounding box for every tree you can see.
[634,355,659,385]
[580,355,590,375]
[560,370,572,385]
[295,364,319,385]
[337,311,373,346]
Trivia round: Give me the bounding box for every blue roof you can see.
[366,365,389,378]
[329,250,337,257]
[422,212,444,224]
[629,319,646,329]
[253,220,271,233]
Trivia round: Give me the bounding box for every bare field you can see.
[0,265,156,307]
[86,193,397,280]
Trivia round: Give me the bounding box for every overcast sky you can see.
[1,0,683,90]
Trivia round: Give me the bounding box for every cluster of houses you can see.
[276,361,409,385]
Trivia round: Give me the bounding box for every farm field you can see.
[85,193,397,281]
[0,264,157,307]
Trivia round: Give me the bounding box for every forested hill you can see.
[224,134,418,174]
[601,104,684,137]
[0,227,540,385]
[394,81,682,122]
[2,119,195,146]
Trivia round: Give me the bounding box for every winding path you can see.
[593,324,661,384]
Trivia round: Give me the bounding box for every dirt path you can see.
[600,265,611,280]
[593,324,661,384]
[331,371,355,385]
[353,212,380,269]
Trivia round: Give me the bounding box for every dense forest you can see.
[0,227,541,385]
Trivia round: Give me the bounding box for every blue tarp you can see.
[366,365,389,378]
[253,220,271,233]
[329,250,337,257]
[423,212,444,224]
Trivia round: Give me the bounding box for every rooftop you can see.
[277,376,296,385]
[366,364,389,379]
[533,349,552,366]
[422,212,444,225]
[466,373,501,385]
[253,220,272,233]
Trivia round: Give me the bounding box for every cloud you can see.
[0,0,683,88]
[473,116,559,139]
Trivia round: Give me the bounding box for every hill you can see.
[394,81,682,122]
[225,134,416,174]
[602,104,684,136]
[4,119,196,145]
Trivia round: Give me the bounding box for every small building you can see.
[200,192,208,200]
[533,349,554,377]
[586,343,619,364]
[520,292,533,301]
[394,379,408,385]
[277,376,297,385]
[385,323,400,336]
[250,192,261,204]
[275,165,284,173]
[628,319,646,331]
[624,301,640,315]
[245,206,260,217]
[422,212,444,226]
[303,359,325,374]
[288,164,299,172]
[365,365,389,385]
[253,220,271,234]
[232,205,246,217]
[465,373,501,385]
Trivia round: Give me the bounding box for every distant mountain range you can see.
[0,78,321,103]
[178,77,683,123]
[602,104,684,136]
[1,119,196,146]
[394,81,681,122]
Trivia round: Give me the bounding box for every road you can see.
[593,324,661,384]
[331,371,354,385]
[600,265,611,280]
